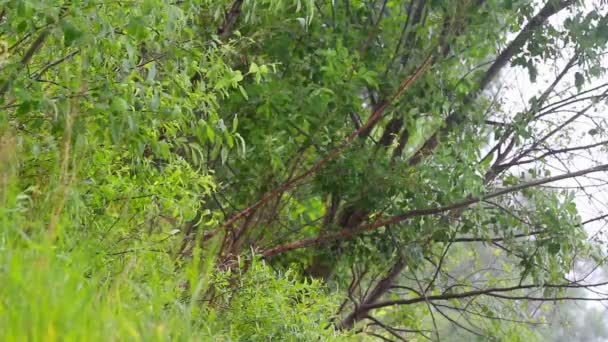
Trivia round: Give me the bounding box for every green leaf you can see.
[238,85,248,100]
[110,98,129,113]
[232,114,239,133]
[249,62,259,74]
[574,72,585,91]
[548,242,561,255]
[206,124,215,142]
[61,21,83,47]
[527,63,538,83]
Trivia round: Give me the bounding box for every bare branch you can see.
[361,280,608,312]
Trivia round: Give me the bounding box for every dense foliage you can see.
[2,0,608,340]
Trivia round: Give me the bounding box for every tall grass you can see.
[0,131,345,341]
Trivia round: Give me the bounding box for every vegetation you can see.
[1,0,608,340]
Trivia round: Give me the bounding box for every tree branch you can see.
[408,0,575,166]
[262,163,608,257]
[218,0,244,38]
[0,29,50,98]
[361,280,608,312]
[210,55,433,239]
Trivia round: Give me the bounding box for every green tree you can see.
[2,0,608,340]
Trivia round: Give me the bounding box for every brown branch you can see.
[209,55,433,239]
[538,83,608,114]
[409,0,575,166]
[385,0,425,73]
[358,0,389,56]
[364,315,408,342]
[498,90,608,171]
[218,0,244,38]
[478,0,575,90]
[262,163,608,257]
[433,303,547,325]
[495,139,608,169]
[0,29,50,98]
[337,2,579,323]
[432,304,486,338]
[341,258,407,329]
[424,242,452,293]
[583,213,608,225]
[32,49,80,79]
[479,52,580,171]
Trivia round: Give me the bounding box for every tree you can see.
[2,0,608,340]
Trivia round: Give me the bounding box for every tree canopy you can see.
[2,0,608,340]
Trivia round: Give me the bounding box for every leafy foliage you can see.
[2,0,608,340]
